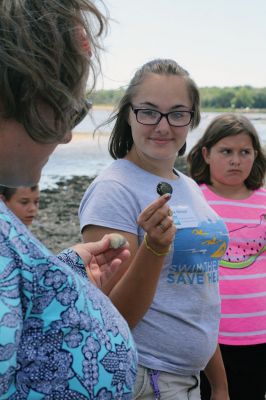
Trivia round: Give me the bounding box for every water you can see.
[40,110,266,189]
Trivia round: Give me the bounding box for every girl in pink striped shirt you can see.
[188,113,266,400]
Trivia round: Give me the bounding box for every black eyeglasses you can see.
[131,105,194,127]
[71,98,92,128]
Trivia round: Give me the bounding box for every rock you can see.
[31,176,94,253]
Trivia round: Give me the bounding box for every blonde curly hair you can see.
[0,0,108,143]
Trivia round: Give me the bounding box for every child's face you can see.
[128,73,192,165]
[202,133,256,188]
[5,187,40,226]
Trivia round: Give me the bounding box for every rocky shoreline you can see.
[31,158,189,253]
[31,176,94,253]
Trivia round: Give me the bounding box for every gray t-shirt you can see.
[79,159,229,376]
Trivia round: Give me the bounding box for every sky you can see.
[95,0,266,90]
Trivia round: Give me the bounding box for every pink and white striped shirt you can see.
[201,184,266,345]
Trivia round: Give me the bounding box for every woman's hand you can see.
[137,193,176,254]
[71,234,130,289]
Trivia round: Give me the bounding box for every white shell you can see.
[109,233,127,249]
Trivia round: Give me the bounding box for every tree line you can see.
[90,86,266,109]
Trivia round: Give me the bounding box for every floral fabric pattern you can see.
[0,203,137,399]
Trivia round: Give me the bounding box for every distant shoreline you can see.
[92,104,114,111]
[92,104,266,114]
[200,108,266,114]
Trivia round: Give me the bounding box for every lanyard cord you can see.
[148,369,161,399]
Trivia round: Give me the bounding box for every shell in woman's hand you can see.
[109,233,127,249]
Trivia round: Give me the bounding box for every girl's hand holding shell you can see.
[137,184,176,256]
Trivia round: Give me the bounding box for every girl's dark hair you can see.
[0,185,39,201]
[102,58,201,159]
[0,0,107,143]
[187,113,266,190]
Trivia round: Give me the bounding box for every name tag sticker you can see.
[172,205,198,228]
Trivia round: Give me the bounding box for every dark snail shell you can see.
[156,182,173,196]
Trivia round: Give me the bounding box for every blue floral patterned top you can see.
[0,202,137,399]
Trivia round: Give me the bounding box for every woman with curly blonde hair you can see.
[0,1,139,398]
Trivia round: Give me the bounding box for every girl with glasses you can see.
[79,58,230,399]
